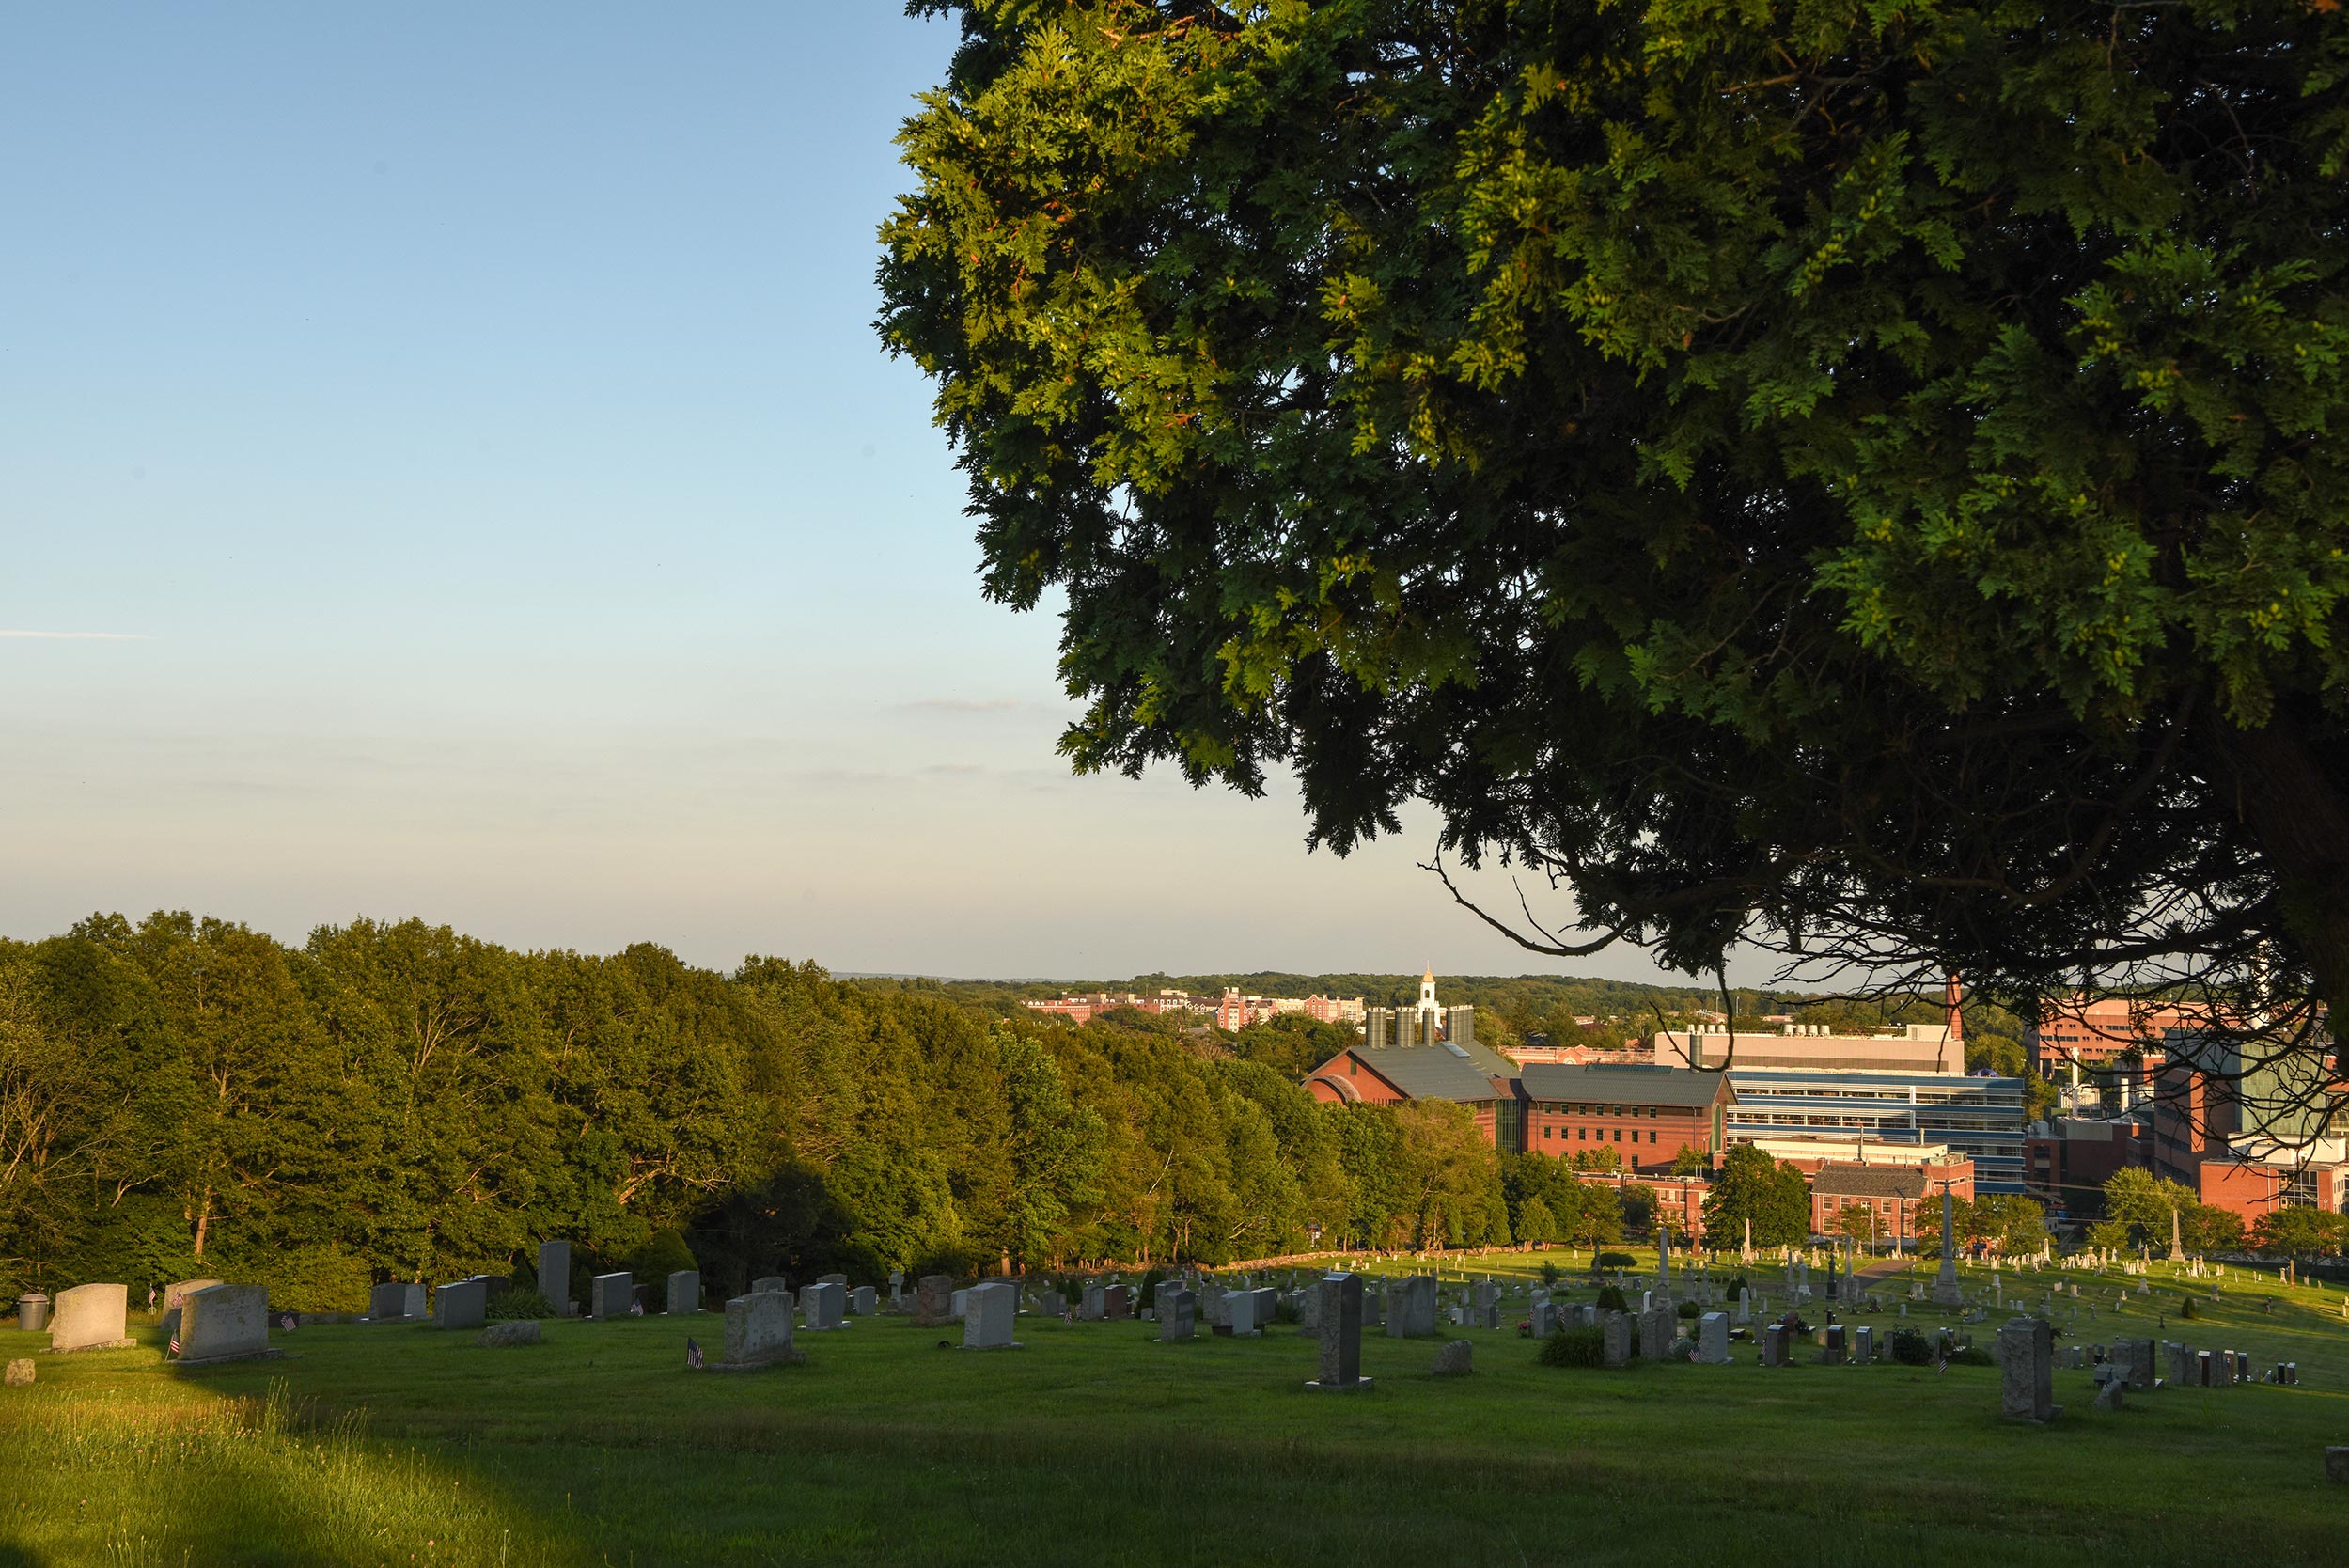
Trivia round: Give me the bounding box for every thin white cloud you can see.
[0,630,150,640]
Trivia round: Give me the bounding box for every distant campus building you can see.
[1020,990,1217,1025]
[1650,990,2027,1192]
[1363,969,1479,1051]
[1512,1063,1735,1163]
[2027,1008,2349,1222]
[1021,986,1364,1028]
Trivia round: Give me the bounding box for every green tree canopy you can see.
[2250,1205,2349,1257]
[1700,1145,1811,1247]
[884,0,2349,1081]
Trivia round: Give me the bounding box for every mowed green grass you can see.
[3,1250,2345,1568]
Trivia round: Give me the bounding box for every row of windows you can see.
[1540,1125,1661,1146]
[1534,1103,1677,1118]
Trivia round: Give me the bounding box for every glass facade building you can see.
[1725,1069,2028,1193]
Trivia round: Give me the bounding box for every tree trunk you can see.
[2212,713,2349,1075]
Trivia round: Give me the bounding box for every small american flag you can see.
[685,1337,703,1370]
[168,1335,180,1357]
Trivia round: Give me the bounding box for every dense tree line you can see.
[0,914,1657,1308]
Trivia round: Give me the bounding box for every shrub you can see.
[1538,1262,1561,1286]
[1537,1326,1607,1368]
[1949,1344,1996,1368]
[1595,1285,1629,1312]
[629,1230,697,1283]
[1726,1275,1746,1300]
[2181,1295,2200,1319]
[1595,1251,1636,1271]
[485,1286,555,1322]
[1888,1328,1935,1366]
[1676,1300,1700,1320]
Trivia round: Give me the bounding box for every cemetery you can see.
[2,1247,2344,1564]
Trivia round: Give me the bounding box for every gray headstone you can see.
[950,1288,968,1319]
[1637,1304,1675,1360]
[1762,1324,1791,1367]
[963,1281,1019,1349]
[1602,1309,1633,1367]
[1228,1285,1262,1335]
[1431,1338,1473,1376]
[588,1272,634,1320]
[1308,1273,1367,1391]
[1080,1283,1106,1322]
[802,1279,847,1331]
[666,1270,701,1315]
[721,1291,795,1368]
[177,1284,274,1364]
[369,1281,427,1321]
[1998,1316,2058,1422]
[2326,1447,2349,1485]
[849,1285,877,1316]
[1854,1325,1874,1365]
[1822,1325,1846,1366]
[1386,1275,1438,1339]
[163,1279,222,1315]
[48,1283,133,1353]
[434,1276,490,1330]
[914,1274,955,1326]
[1530,1300,1558,1338]
[817,1272,848,1288]
[1038,1290,1067,1318]
[2115,1336,2154,1389]
[480,1319,540,1349]
[2093,1377,2125,1411]
[751,1276,789,1297]
[1697,1311,1730,1364]
[1162,1288,1197,1342]
[537,1241,572,1313]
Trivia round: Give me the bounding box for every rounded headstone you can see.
[1431,1339,1474,1376]
[4,1357,33,1388]
[480,1320,542,1349]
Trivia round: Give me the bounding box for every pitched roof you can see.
[1348,1046,1500,1104]
[1811,1163,1931,1199]
[1515,1062,1734,1108]
[1447,1036,1520,1078]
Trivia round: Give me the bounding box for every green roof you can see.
[1348,1046,1501,1104]
[1516,1063,1733,1108]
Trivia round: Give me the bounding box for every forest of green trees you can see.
[0,915,1668,1309]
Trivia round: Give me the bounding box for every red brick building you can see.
[1511,1063,1735,1169]
[1809,1159,1975,1242]
[2028,995,2204,1075]
[2197,1158,2349,1223]
[2023,1117,2153,1212]
[1568,1170,1712,1245]
[1305,1043,1511,1145]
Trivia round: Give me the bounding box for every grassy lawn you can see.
[3,1250,2344,1567]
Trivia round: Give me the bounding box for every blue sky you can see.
[0,6,1730,985]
